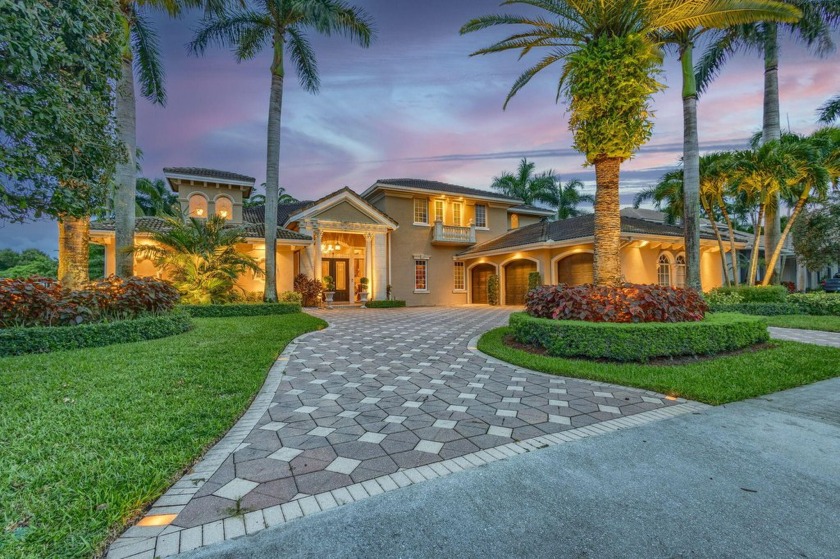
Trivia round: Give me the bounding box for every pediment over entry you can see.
[284,187,398,230]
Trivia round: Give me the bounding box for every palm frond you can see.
[287,26,320,93]
[189,9,270,57]
[818,94,840,123]
[131,10,166,105]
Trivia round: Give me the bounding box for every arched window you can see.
[657,254,672,286]
[215,196,233,219]
[675,254,686,288]
[189,194,207,218]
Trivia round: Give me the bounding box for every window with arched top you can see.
[675,254,686,288]
[215,196,233,219]
[658,254,672,286]
[189,194,208,218]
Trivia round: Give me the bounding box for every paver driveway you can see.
[108,306,701,559]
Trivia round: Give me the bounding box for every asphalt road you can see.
[181,379,840,559]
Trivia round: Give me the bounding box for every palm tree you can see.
[661,1,800,290]
[190,0,374,302]
[462,0,768,285]
[136,177,180,217]
[544,178,595,219]
[699,152,741,285]
[634,170,685,224]
[819,95,840,123]
[130,215,263,303]
[697,0,840,281]
[761,128,838,285]
[490,158,555,205]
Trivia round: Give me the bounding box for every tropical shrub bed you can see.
[526,283,707,323]
[787,292,840,316]
[510,312,768,362]
[294,274,323,307]
[0,312,192,357]
[0,276,180,327]
[181,302,301,317]
[365,300,406,308]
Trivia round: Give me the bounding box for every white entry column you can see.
[373,232,387,300]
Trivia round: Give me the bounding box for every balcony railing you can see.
[432,220,476,245]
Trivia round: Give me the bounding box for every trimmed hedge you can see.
[708,303,803,316]
[365,300,406,308]
[0,312,193,357]
[712,285,788,303]
[180,302,301,317]
[509,312,768,362]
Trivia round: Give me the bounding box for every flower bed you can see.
[0,276,179,327]
[0,312,193,356]
[180,302,301,317]
[510,312,768,362]
[364,300,406,308]
[526,283,707,323]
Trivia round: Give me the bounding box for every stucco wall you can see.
[370,192,514,306]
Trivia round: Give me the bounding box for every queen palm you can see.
[462,0,777,285]
[190,0,374,302]
[697,0,840,281]
[130,215,263,303]
[661,1,799,290]
[490,158,556,205]
[699,152,741,285]
[633,169,685,224]
[544,178,595,219]
[114,0,214,277]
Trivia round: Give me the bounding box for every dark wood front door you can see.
[505,260,536,306]
[471,264,495,304]
[322,258,350,302]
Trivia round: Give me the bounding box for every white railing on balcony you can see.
[433,220,476,244]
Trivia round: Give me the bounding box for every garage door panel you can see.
[557,253,594,286]
[505,260,536,306]
[471,264,494,304]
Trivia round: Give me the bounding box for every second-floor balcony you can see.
[431,220,476,245]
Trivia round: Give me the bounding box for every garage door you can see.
[557,253,594,286]
[505,260,537,306]
[471,264,495,304]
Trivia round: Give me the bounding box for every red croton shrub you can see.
[293,274,324,307]
[525,283,707,323]
[0,276,180,328]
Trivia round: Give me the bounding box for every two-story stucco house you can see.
[90,167,744,305]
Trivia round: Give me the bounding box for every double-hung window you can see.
[414,198,429,225]
[434,200,444,223]
[453,261,465,291]
[414,260,428,291]
[474,204,487,228]
[452,202,462,226]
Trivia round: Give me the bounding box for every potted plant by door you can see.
[322,275,335,309]
[359,277,369,308]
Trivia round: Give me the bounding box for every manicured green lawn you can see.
[0,313,325,559]
[763,314,840,333]
[478,327,840,406]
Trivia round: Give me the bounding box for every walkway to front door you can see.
[108,307,702,558]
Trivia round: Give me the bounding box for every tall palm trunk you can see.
[263,34,284,303]
[701,198,730,286]
[592,156,622,285]
[761,23,782,283]
[748,203,766,285]
[719,203,740,286]
[58,216,90,290]
[681,40,702,291]
[761,190,809,286]
[115,55,137,277]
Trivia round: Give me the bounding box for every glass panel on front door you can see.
[323,258,350,302]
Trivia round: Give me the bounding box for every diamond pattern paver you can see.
[149,306,685,536]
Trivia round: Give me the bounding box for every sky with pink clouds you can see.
[2,0,839,254]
